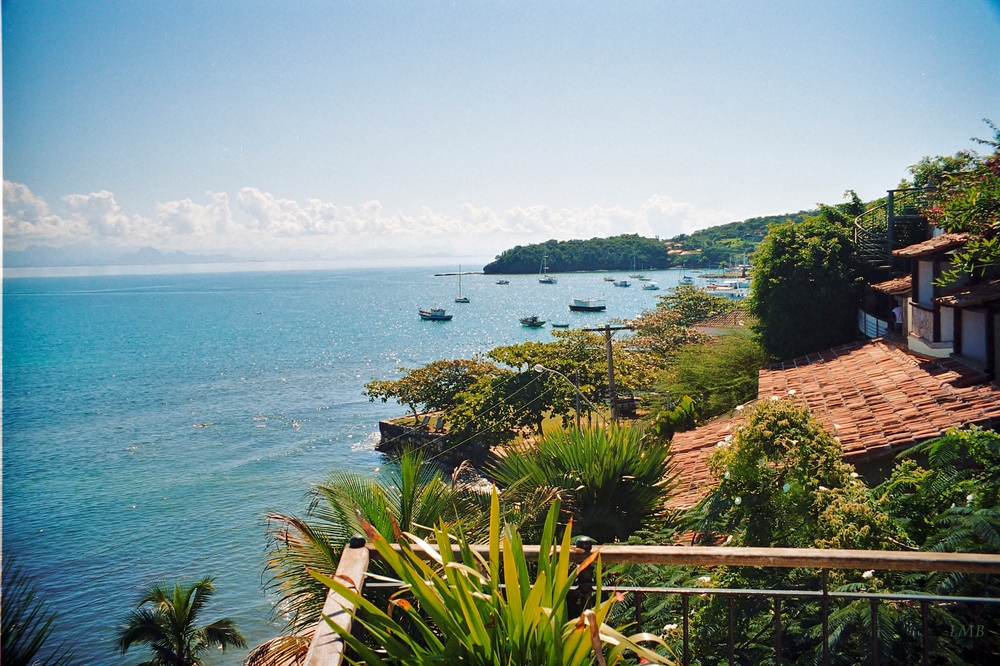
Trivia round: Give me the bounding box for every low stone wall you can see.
[376,418,487,468]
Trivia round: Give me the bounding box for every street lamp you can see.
[533,364,609,428]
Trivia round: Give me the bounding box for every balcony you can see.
[300,540,1000,666]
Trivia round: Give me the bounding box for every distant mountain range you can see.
[3,245,237,268]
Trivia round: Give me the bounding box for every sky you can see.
[3,0,1000,267]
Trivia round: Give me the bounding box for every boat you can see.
[551,322,570,328]
[519,315,546,328]
[603,276,616,282]
[455,265,470,303]
[642,282,660,290]
[569,298,607,312]
[628,252,645,280]
[680,275,694,284]
[419,308,453,321]
[638,276,652,281]
[538,254,557,284]
[613,279,631,288]
[495,279,510,285]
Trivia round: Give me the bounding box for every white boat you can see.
[569,298,606,312]
[628,252,644,280]
[538,254,557,284]
[419,308,453,321]
[642,282,660,291]
[603,276,616,282]
[680,275,694,285]
[614,279,631,288]
[495,279,510,285]
[455,265,470,303]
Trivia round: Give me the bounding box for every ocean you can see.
[2,265,686,665]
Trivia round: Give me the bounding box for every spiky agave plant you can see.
[313,488,677,665]
[253,448,488,665]
[488,424,678,543]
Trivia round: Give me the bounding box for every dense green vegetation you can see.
[910,119,1000,281]
[749,217,862,359]
[483,234,679,274]
[670,210,815,267]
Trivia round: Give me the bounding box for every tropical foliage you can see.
[262,449,485,644]
[667,210,815,267]
[487,425,676,543]
[654,283,737,327]
[364,358,502,420]
[658,332,766,421]
[749,217,862,359]
[312,488,675,665]
[911,119,1000,281]
[116,577,245,666]
[1,560,75,666]
[483,234,679,274]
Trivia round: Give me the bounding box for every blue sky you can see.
[4,1,999,265]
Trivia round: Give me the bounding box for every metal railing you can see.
[858,308,890,339]
[303,541,1000,666]
[854,188,932,271]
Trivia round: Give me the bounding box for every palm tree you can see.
[116,577,246,666]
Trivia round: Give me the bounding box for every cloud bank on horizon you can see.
[3,180,732,263]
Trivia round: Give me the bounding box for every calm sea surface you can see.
[3,266,690,665]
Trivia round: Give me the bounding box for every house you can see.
[934,278,1000,381]
[860,275,911,339]
[670,339,1000,508]
[891,232,969,357]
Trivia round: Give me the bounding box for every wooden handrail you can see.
[370,543,1000,574]
[302,538,370,666]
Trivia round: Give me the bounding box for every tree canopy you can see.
[749,217,861,360]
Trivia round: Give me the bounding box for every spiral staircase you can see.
[853,187,932,274]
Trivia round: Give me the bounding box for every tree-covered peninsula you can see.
[482,211,816,274]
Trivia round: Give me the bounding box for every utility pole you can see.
[574,368,581,431]
[582,323,632,423]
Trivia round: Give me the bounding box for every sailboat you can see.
[538,254,557,284]
[455,265,470,303]
[628,252,645,280]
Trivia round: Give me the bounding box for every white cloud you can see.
[155,192,234,235]
[3,181,89,249]
[4,181,731,261]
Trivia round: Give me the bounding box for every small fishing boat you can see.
[551,322,570,328]
[519,315,546,328]
[603,276,616,282]
[642,282,660,290]
[419,308,453,321]
[538,254,557,284]
[495,279,510,285]
[569,298,607,312]
[680,275,694,285]
[613,279,631,288]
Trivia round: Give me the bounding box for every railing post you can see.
[303,535,370,666]
[870,598,879,666]
[682,593,690,666]
[921,600,929,666]
[774,597,782,665]
[728,595,735,665]
[634,591,644,632]
[822,569,829,666]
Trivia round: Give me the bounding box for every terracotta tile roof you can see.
[934,278,1000,308]
[892,233,968,258]
[870,275,911,296]
[668,340,1000,508]
[692,309,758,330]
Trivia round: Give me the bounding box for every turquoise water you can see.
[2,266,685,665]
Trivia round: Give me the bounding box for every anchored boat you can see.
[519,315,546,328]
[419,308,453,321]
[569,298,607,312]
